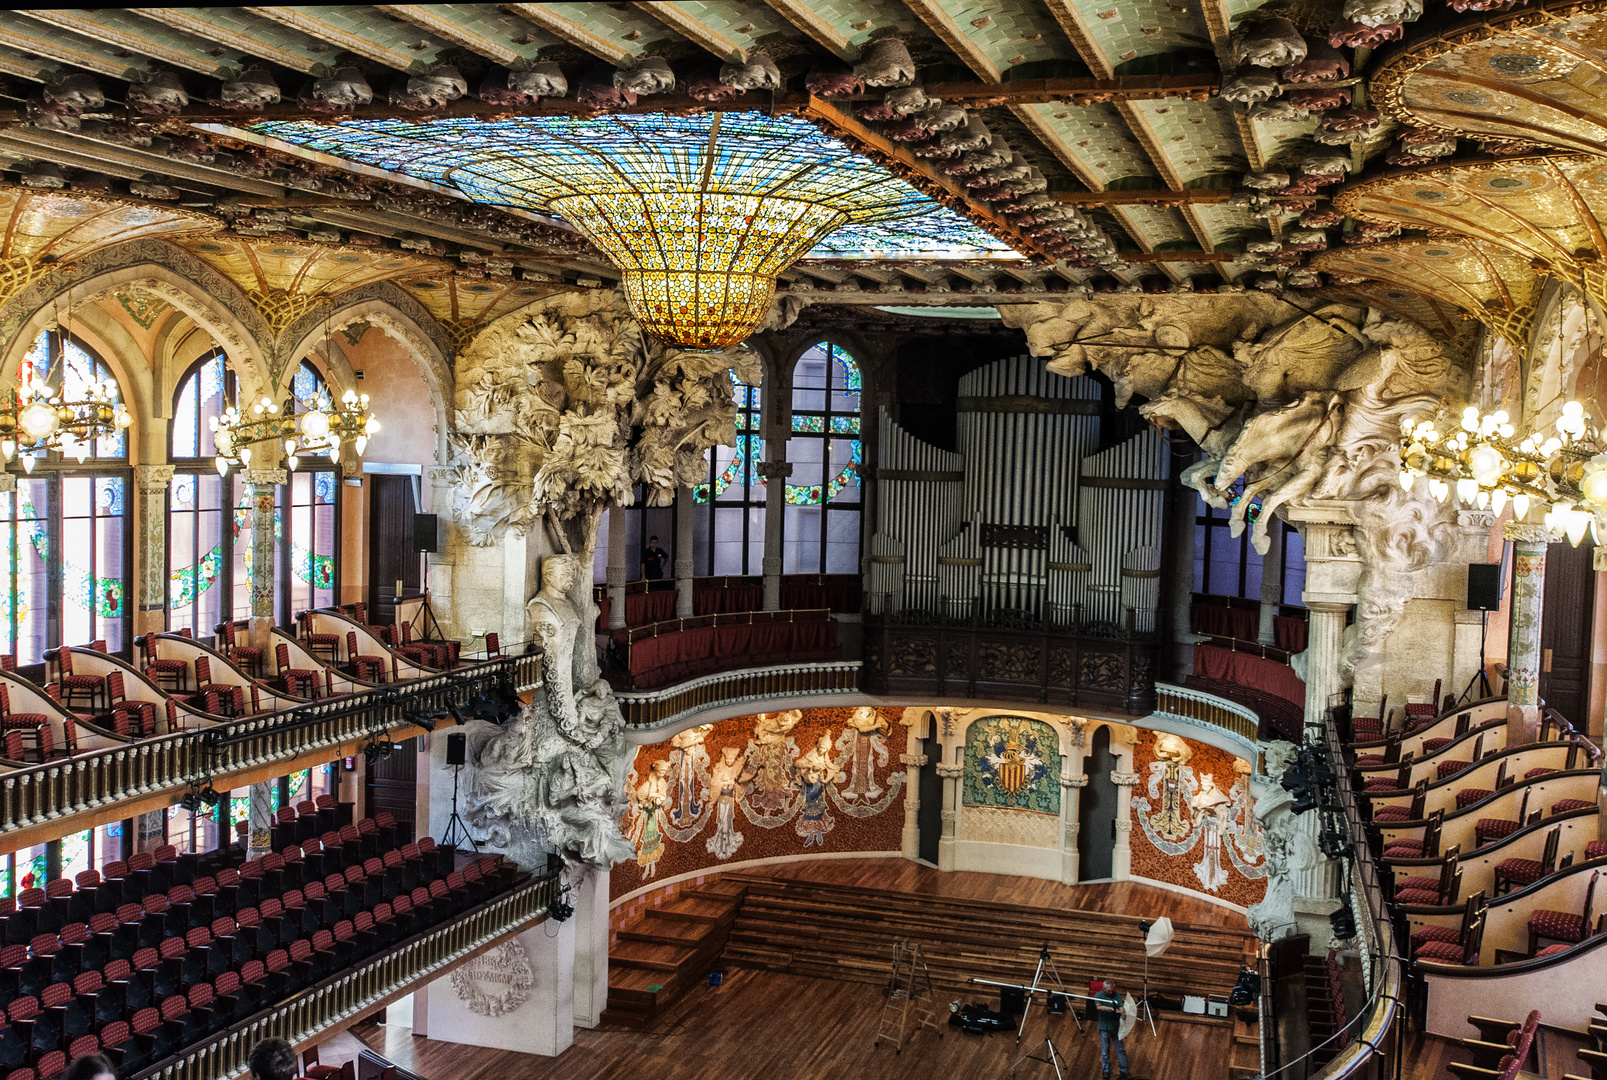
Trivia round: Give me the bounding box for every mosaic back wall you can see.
[1128,729,1267,908]
[612,706,907,901]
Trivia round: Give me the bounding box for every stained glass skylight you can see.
[251,112,1020,348]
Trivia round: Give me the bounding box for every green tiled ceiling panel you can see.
[1133,98,1247,183]
[792,0,962,56]
[1245,113,1320,169]
[136,7,343,73]
[383,6,562,66]
[1192,203,1265,250]
[0,46,62,82]
[663,2,803,49]
[1019,102,1159,188]
[923,0,1078,69]
[524,2,679,56]
[0,15,157,80]
[1068,0,1214,64]
[1115,205,1198,250]
[16,9,259,78]
[245,5,462,71]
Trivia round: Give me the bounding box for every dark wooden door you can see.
[368,475,419,618]
[1079,726,1118,881]
[365,736,418,844]
[918,719,942,865]
[1540,539,1596,729]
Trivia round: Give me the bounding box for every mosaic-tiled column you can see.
[936,763,963,873]
[133,465,175,634]
[244,469,287,624]
[134,809,165,855]
[757,459,791,611]
[1112,770,1139,881]
[1061,773,1088,884]
[606,503,627,631]
[899,750,926,859]
[248,781,276,861]
[1504,521,1560,745]
[674,486,695,619]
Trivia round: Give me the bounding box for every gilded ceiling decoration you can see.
[178,238,447,301]
[112,287,174,330]
[1311,237,1541,347]
[0,185,215,310]
[1336,153,1607,310]
[1372,0,1607,156]
[397,275,578,350]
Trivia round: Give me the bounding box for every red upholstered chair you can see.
[192,657,236,713]
[1413,913,1484,965]
[276,643,321,699]
[217,621,264,679]
[1382,811,1443,860]
[1394,853,1460,907]
[298,611,340,665]
[1552,798,1596,814]
[138,636,187,692]
[393,623,436,668]
[1409,891,1484,956]
[55,647,103,712]
[1475,789,1534,848]
[345,632,386,682]
[1493,828,1561,896]
[484,632,501,658]
[1527,869,1602,955]
[104,672,156,739]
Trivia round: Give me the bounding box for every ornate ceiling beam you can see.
[0,14,154,81]
[241,6,452,72]
[376,5,555,69]
[15,9,247,79]
[1051,189,1233,206]
[756,0,854,61]
[1037,0,1116,79]
[922,75,1217,106]
[132,8,326,74]
[901,0,1003,83]
[500,3,634,66]
[1125,251,1230,263]
[632,2,747,62]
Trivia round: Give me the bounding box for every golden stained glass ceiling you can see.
[1336,153,1607,310]
[1372,0,1607,156]
[0,184,213,285]
[1311,237,1540,347]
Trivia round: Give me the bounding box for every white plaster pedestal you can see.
[420,920,576,1057]
[571,869,610,1030]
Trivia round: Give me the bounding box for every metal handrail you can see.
[0,651,541,837]
[133,869,561,1080]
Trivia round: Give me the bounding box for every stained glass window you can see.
[61,476,126,651]
[61,830,91,881]
[0,481,50,665]
[280,363,339,621]
[782,343,862,574]
[16,844,46,893]
[252,113,1018,262]
[693,377,765,576]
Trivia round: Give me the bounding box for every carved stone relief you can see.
[450,940,534,1017]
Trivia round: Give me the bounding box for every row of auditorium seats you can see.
[0,799,509,1076]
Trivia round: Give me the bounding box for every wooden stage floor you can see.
[351,860,1250,1080]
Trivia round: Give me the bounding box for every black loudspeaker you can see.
[413,513,438,553]
[999,987,1026,1016]
[445,732,466,767]
[1467,563,1502,611]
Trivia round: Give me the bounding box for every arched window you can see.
[168,357,341,633]
[691,378,765,575]
[783,342,861,573]
[168,350,251,635]
[0,331,129,665]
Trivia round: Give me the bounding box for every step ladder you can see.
[873,939,944,1053]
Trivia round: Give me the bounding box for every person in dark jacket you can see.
[641,535,668,580]
[1093,977,1131,1079]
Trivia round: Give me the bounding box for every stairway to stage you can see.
[602,878,746,1029]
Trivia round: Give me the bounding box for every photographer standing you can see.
[1094,977,1132,1080]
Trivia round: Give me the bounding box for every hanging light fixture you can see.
[211,387,377,473]
[0,325,132,467]
[252,111,1018,351]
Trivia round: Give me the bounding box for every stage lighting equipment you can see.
[363,738,396,763]
[446,699,468,726]
[548,892,574,923]
[409,708,446,733]
[1330,899,1357,941]
[1229,967,1261,1006]
[198,784,222,809]
[1048,993,1068,1015]
[178,789,204,813]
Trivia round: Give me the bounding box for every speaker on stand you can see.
[441,731,478,852]
[1460,563,1503,703]
[412,513,437,605]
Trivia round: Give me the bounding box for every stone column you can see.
[756,459,792,611]
[571,868,609,1030]
[133,465,175,637]
[1061,774,1088,885]
[936,763,964,872]
[606,503,627,631]
[1505,521,1560,745]
[248,781,276,861]
[674,486,695,619]
[134,809,165,854]
[243,469,286,638]
[1259,516,1283,645]
[1112,770,1139,880]
[899,751,926,859]
[427,466,458,634]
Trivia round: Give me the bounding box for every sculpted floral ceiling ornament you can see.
[1336,153,1607,312]
[1312,237,1541,347]
[1372,0,1607,155]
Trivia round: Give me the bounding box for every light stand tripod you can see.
[440,759,479,853]
[971,943,1079,1078]
[1457,608,1493,704]
[1138,928,1159,1038]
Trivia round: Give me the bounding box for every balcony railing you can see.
[862,604,1157,715]
[0,650,541,842]
[134,868,561,1080]
[616,661,863,729]
[1152,682,1260,756]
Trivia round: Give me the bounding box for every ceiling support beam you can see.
[633,2,747,62]
[757,0,854,61]
[501,4,633,66]
[1051,189,1232,206]
[901,0,1002,83]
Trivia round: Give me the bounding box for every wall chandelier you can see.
[210,388,379,474]
[1398,401,1604,545]
[0,333,131,471]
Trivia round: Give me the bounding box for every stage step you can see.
[603,880,745,1030]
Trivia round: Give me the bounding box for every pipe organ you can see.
[870,355,1169,632]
